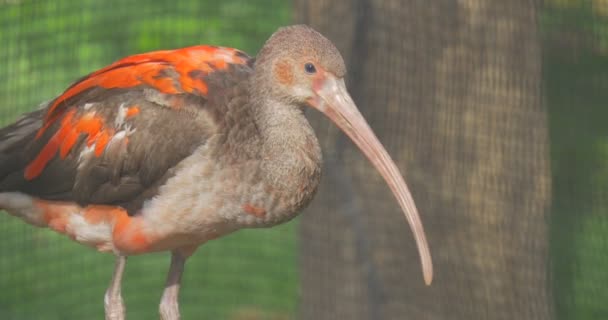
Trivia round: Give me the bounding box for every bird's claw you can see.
[104,292,125,320]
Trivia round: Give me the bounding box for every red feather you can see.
[42,45,250,130]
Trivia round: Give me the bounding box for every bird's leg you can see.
[159,250,188,320]
[105,255,127,320]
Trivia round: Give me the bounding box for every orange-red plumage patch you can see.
[34,200,79,234]
[42,45,250,126]
[59,124,81,158]
[243,204,267,218]
[80,205,151,253]
[112,210,150,253]
[25,110,77,180]
[33,200,152,253]
[94,130,112,157]
[274,60,294,85]
[126,106,140,117]
[25,111,117,180]
[83,205,115,224]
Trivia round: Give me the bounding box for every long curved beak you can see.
[308,76,433,285]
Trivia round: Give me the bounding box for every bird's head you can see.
[253,24,346,105]
[255,25,433,285]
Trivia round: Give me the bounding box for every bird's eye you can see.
[304,63,316,74]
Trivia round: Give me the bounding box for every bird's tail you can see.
[0,106,45,188]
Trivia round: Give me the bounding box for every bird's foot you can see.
[159,297,180,320]
[105,255,127,320]
[159,250,187,320]
[104,291,125,320]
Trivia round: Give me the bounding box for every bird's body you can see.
[0,25,431,320]
[0,44,321,256]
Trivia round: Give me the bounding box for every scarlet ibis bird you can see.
[0,25,432,319]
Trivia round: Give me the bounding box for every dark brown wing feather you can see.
[0,45,253,214]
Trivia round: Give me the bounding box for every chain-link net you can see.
[1,1,607,319]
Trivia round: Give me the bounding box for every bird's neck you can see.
[253,98,323,217]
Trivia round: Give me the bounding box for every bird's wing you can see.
[0,45,253,214]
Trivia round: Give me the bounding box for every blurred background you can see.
[0,0,606,319]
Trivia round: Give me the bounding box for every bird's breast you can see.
[137,133,321,248]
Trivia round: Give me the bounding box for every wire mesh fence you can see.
[1,0,607,319]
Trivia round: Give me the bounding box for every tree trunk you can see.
[295,0,553,319]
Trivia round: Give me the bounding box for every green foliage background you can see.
[0,0,608,319]
[543,1,608,319]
